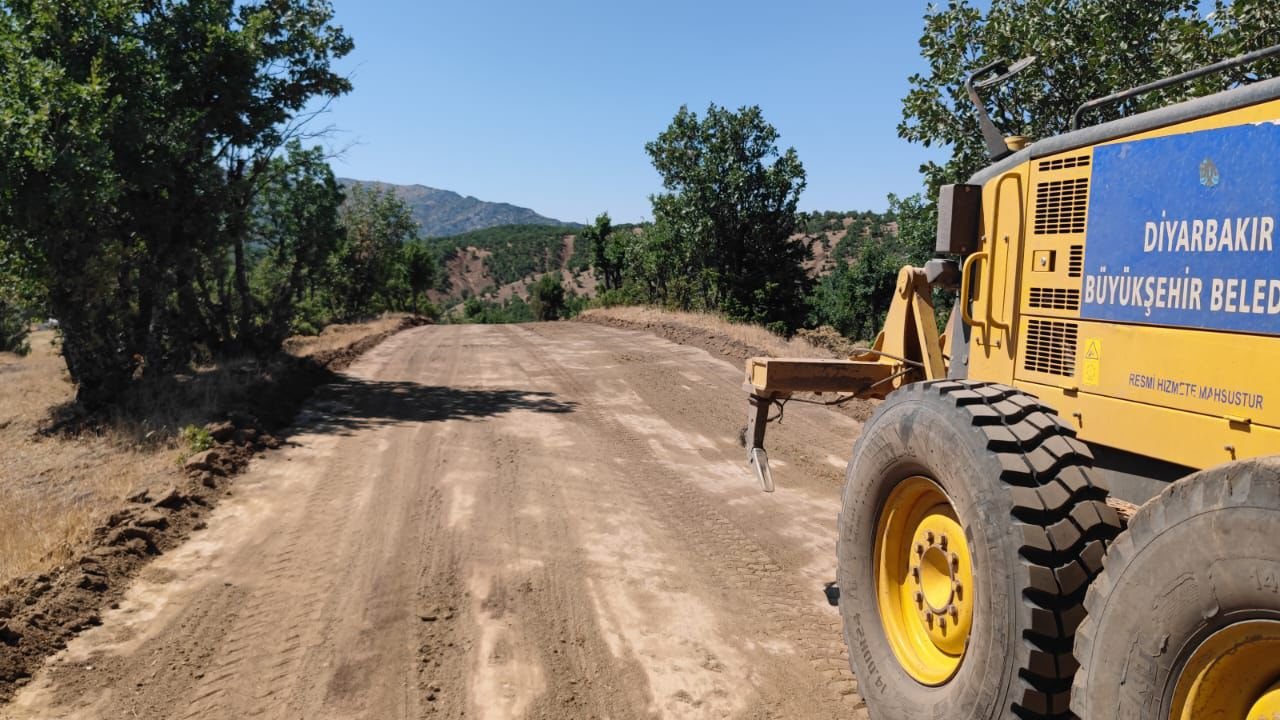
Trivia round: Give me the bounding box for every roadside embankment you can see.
[575,306,877,423]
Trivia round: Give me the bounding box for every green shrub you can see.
[180,424,215,453]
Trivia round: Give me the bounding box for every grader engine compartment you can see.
[1013,110,1280,470]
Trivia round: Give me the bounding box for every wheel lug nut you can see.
[950,553,960,571]
[911,565,921,581]
[926,531,936,545]
[914,591,923,606]
[949,605,959,620]
[954,584,964,601]
[939,616,947,631]
[916,543,925,556]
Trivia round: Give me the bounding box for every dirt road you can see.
[4,323,869,720]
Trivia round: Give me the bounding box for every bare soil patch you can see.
[0,316,424,701]
[4,323,873,719]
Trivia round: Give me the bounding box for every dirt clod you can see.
[135,510,168,529]
[125,487,151,504]
[150,486,186,510]
[204,421,235,443]
[182,449,221,474]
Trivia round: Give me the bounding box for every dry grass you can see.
[0,318,404,587]
[0,331,171,584]
[578,306,840,358]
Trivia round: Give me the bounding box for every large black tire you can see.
[1071,457,1280,719]
[838,380,1122,719]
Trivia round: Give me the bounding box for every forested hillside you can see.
[424,206,902,332]
[425,225,581,293]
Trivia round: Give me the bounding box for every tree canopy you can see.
[644,104,811,332]
[901,0,1280,192]
[0,0,354,405]
[329,184,420,320]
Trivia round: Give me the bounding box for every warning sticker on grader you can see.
[1081,121,1280,335]
[1081,339,1101,386]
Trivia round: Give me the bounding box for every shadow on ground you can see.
[292,376,578,436]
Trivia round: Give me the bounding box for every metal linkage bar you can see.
[1072,43,1280,130]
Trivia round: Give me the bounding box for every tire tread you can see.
[928,381,1120,718]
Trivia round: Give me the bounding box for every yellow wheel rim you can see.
[874,476,974,685]
[1169,619,1280,720]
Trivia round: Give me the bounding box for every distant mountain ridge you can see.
[338,179,579,238]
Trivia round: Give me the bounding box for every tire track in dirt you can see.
[5,323,868,720]
[501,325,866,716]
[174,332,442,719]
[393,325,660,720]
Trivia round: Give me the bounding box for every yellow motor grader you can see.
[744,46,1280,720]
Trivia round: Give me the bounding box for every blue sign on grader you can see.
[1081,121,1280,335]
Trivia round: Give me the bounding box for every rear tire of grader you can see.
[837,380,1121,719]
[1071,457,1280,720]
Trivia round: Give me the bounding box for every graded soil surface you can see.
[3,323,869,720]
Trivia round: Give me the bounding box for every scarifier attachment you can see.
[749,448,774,493]
[746,393,776,492]
[741,266,949,492]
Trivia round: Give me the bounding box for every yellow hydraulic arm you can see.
[744,266,947,491]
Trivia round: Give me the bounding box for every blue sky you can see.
[320,1,947,224]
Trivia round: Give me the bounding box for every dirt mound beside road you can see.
[577,307,877,422]
[577,307,835,364]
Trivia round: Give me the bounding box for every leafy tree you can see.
[530,274,566,321]
[810,236,908,341]
[601,231,629,292]
[401,242,437,315]
[563,290,591,319]
[329,185,418,320]
[249,142,345,348]
[900,0,1279,192]
[457,294,535,324]
[645,104,811,330]
[582,212,623,290]
[0,0,353,406]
